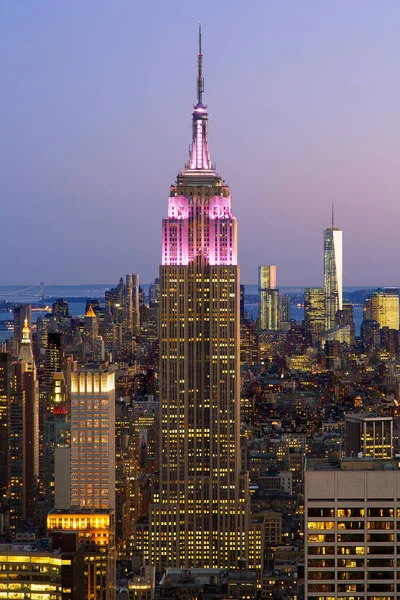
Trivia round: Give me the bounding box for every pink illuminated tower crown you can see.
[162,25,237,267]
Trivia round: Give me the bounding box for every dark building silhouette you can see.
[0,353,9,498]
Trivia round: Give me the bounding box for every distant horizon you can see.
[0,282,390,290]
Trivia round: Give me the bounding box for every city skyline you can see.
[1,2,400,285]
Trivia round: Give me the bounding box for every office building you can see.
[70,370,115,510]
[324,210,342,330]
[149,278,160,306]
[149,29,249,569]
[0,534,85,599]
[52,297,70,318]
[132,274,140,334]
[259,289,280,331]
[45,373,70,508]
[258,266,279,330]
[48,508,116,600]
[304,287,325,339]
[305,458,400,600]
[335,301,355,345]
[363,288,399,331]
[9,319,39,526]
[279,294,291,329]
[258,265,277,290]
[345,414,393,459]
[45,332,63,393]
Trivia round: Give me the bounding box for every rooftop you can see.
[306,457,399,472]
[345,412,393,422]
[48,507,114,515]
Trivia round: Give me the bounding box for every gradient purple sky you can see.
[1,1,400,286]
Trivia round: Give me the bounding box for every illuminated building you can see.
[125,274,134,337]
[128,569,154,600]
[52,297,70,317]
[9,319,39,526]
[39,332,64,499]
[83,306,98,358]
[258,266,279,331]
[305,458,400,600]
[47,508,115,600]
[0,534,85,600]
[70,370,115,510]
[304,287,325,340]
[132,274,140,335]
[258,265,277,290]
[45,333,63,393]
[149,278,160,306]
[154,568,257,599]
[279,294,291,330]
[335,301,355,346]
[240,284,245,321]
[45,373,70,508]
[115,403,135,553]
[345,414,393,459]
[104,275,140,357]
[324,208,342,330]
[13,303,32,348]
[363,288,399,331]
[0,353,9,498]
[150,27,249,569]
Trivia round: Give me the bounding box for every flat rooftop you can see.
[345,413,393,422]
[306,458,399,472]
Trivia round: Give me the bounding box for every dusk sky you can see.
[1,1,400,286]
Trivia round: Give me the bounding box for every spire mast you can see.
[332,199,335,229]
[197,23,204,104]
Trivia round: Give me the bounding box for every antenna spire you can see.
[197,23,204,104]
[332,199,335,228]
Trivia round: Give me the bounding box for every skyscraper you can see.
[279,294,291,330]
[8,320,39,528]
[324,206,342,330]
[70,370,115,510]
[150,27,249,569]
[304,287,325,340]
[0,353,9,499]
[305,458,400,600]
[45,373,70,508]
[363,288,399,331]
[258,266,279,330]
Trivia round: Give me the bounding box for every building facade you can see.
[305,458,400,600]
[258,266,279,331]
[324,218,342,330]
[48,508,115,600]
[363,288,399,331]
[149,29,249,569]
[345,414,393,459]
[304,287,325,340]
[70,370,115,510]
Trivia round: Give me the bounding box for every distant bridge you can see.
[0,283,45,301]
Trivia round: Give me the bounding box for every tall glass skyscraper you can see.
[324,208,342,330]
[150,28,249,569]
[258,266,279,330]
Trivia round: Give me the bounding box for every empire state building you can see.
[150,28,249,569]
